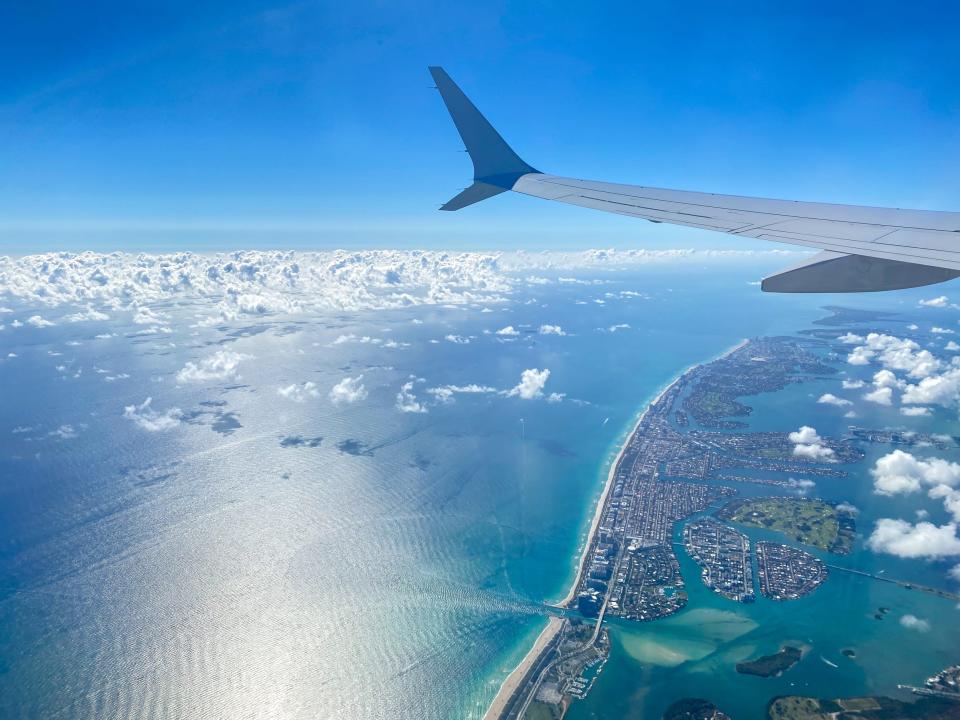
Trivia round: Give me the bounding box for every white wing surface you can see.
[429,66,960,293]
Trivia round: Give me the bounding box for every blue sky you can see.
[1,1,958,253]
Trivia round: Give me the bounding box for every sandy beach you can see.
[482,616,563,720]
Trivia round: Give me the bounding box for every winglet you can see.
[429,66,539,210]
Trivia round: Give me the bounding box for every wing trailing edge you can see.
[761,251,960,293]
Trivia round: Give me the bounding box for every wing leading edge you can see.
[429,66,960,293]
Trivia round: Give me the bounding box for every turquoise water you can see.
[1,258,958,719]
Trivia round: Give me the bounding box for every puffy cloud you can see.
[863,387,893,405]
[331,334,407,349]
[49,424,78,439]
[277,381,320,402]
[950,564,960,582]
[899,614,931,632]
[845,333,940,378]
[901,366,960,407]
[496,326,520,336]
[444,334,471,344]
[947,341,960,352]
[329,375,367,405]
[817,393,851,407]
[919,296,949,308]
[901,406,931,417]
[538,324,566,336]
[26,315,55,328]
[176,350,248,383]
[0,250,514,316]
[604,323,631,333]
[838,333,864,344]
[123,397,183,431]
[836,502,860,515]
[870,450,960,496]
[841,378,865,389]
[64,306,110,322]
[867,519,960,559]
[396,380,427,413]
[427,384,497,404]
[506,368,551,400]
[788,425,835,462]
[932,327,955,335]
[497,248,803,272]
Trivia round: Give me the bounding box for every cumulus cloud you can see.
[919,296,949,308]
[947,341,960,352]
[787,425,835,461]
[444,334,471,344]
[396,379,427,413]
[538,324,566,336]
[836,502,859,515]
[604,323,631,333]
[65,306,110,322]
[26,315,55,328]
[329,375,367,405]
[932,327,955,335]
[495,326,520,336]
[817,393,851,407]
[427,384,497,404]
[863,387,893,405]
[901,366,960,407]
[867,519,960,559]
[331,334,408,349]
[870,450,960,496]
[901,406,931,417]
[49,424,78,439]
[900,614,931,632]
[277,381,321,402]
[123,397,183,431]
[841,378,866,389]
[506,368,551,400]
[951,565,960,582]
[838,333,864,344]
[176,350,249,383]
[845,333,940,378]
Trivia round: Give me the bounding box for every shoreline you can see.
[482,338,748,719]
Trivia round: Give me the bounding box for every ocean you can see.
[1,255,958,719]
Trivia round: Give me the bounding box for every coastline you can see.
[482,338,748,719]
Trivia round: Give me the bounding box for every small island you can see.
[663,698,731,720]
[736,646,803,677]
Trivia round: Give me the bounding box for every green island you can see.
[717,497,855,554]
[663,698,731,720]
[767,695,960,720]
[736,646,802,677]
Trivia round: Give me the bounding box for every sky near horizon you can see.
[1,1,959,254]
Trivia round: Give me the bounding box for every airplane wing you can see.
[429,66,960,293]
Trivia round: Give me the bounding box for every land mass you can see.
[736,646,802,677]
[717,497,855,554]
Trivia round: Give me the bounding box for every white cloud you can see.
[506,368,551,400]
[901,366,960,408]
[538,324,566,336]
[176,350,249,383]
[838,333,864,344]
[870,449,960,496]
[495,326,519,336]
[841,378,865,389]
[817,393,851,407]
[396,380,427,413]
[950,564,960,582]
[863,387,893,405]
[26,315,55,328]
[900,614,931,632]
[331,334,407,349]
[444,334,471,344]
[867,519,960,559]
[932,326,955,335]
[901,406,931,417]
[836,502,859,515]
[788,425,836,462]
[123,397,183,431]
[946,341,960,352]
[277,381,321,402]
[329,375,367,405]
[604,323,631,333]
[427,384,497,404]
[64,306,110,322]
[919,296,949,308]
[49,424,78,439]
[845,333,940,378]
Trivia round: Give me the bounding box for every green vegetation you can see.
[736,646,802,677]
[718,497,854,554]
[525,701,562,720]
[767,696,960,720]
[663,698,730,720]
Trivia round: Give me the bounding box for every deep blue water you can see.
[1,259,959,719]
